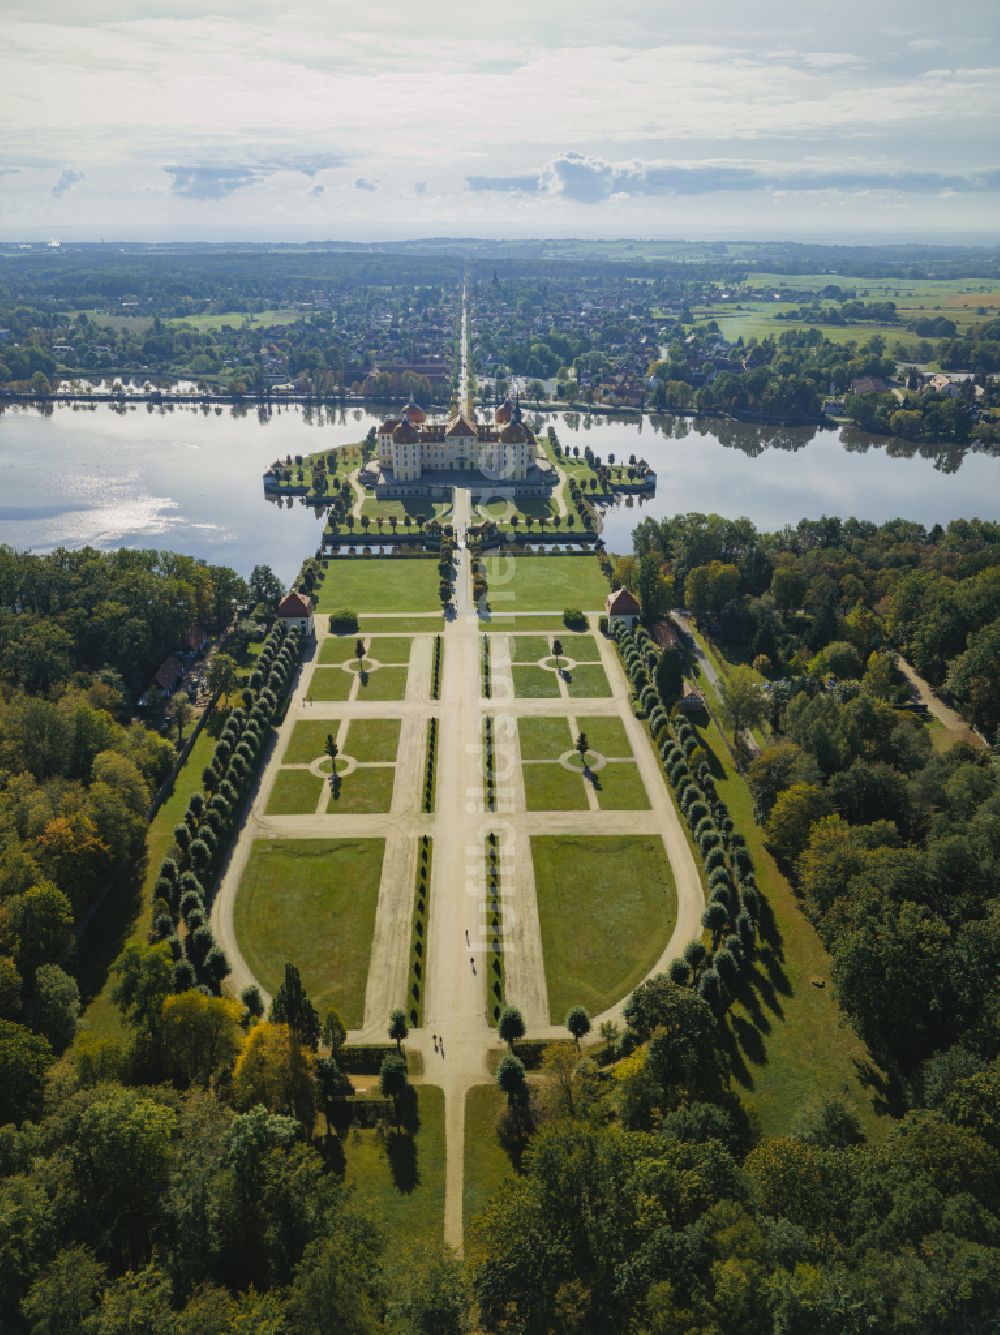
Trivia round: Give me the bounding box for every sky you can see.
[1,0,998,241]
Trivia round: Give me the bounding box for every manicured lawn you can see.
[346,718,401,763]
[233,838,383,1025]
[343,1084,445,1246]
[561,635,599,661]
[509,635,555,662]
[284,719,342,764]
[517,715,572,760]
[308,667,355,701]
[693,713,885,1139]
[522,764,588,812]
[320,637,361,664]
[463,1083,514,1239]
[566,663,611,698]
[512,665,560,699]
[532,835,676,1021]
[367,637,413,665]
[581,716,632,757]
[327,765,396,813]
[266,769,325,815]
[593,761,649,811]
[356,666,408,702]
[315,559,442,613]
[487,555,609,612]
[359,615,444,633]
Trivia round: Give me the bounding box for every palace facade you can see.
[376,399,537,484]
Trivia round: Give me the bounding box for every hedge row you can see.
[486,831,506,1024]
[613,621,763,1015]
[406,836,433,1028]
[151,621,302,998]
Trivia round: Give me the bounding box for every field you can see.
[343,1084,445,1246]
[266,769,324,815]
[692,712,883,1137]
[315,559,443,613]
[167,308,307,330]
[531,835,676,1021]
[283,718,342,763]
[512,665,560,698]
[485,555,609,613]
[327,765,396,813]
[347,717,401,763]
[522,763,589,812]
[694,273,1000,352]
[233,838,383,1025]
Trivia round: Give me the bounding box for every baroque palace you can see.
[366,398,557,499]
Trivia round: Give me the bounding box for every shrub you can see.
[329,609,359,634]
[563,608,587,631]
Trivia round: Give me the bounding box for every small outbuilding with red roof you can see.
[606,587,641,631]
[277,590,315,637]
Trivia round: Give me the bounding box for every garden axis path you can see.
[213,488,702,1252]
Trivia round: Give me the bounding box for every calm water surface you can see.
[1,403,998,581]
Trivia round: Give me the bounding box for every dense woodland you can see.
[0,548,247,1101]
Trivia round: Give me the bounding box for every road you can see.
[897,656,983,748]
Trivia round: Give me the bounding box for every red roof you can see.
[445,414,477,438]
[499,421,531,444]
[606,588,641,616]
[154,655,184,691]
[277,591,313,618]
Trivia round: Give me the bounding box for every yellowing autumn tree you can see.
[161,990,243,1088]
[232,1021,316,1129]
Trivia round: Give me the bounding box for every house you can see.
[277,590,314,637]
[849,375,891,395]
[182,624,208,654]
[606,587,641,631]
[154,656,185,694]
[678,685,705,714]
[926,373,963,398]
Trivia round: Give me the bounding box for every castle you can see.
[369,398,556,498]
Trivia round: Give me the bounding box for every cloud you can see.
[353,177,378,191]
[413,181,427,195]
[309,184,324,196]
[52,168,84,196]
[466,173,538,192]
[164,155,347,199]
[165,165,259,198]
[468,152,1000,202]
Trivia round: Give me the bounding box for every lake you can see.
[1,402,998,582]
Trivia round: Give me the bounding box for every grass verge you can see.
[463,1083,514,1240]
